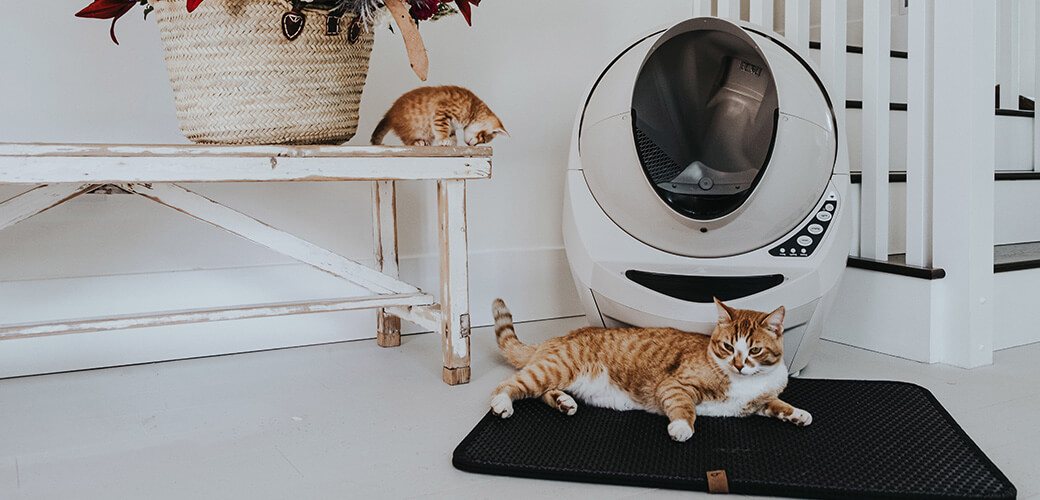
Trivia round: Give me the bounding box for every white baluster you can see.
[1035,0,1040,171]
[718,0,740,20]
[784,0,810,55]
[906,0,935,268]
[997,0,1021,109]
[820,1,847,115]
[750,0,774,31]
[693,0,711,17]
[860,0,892,261]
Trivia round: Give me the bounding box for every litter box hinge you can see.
[460,313,470,338]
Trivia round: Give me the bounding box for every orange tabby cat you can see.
[489,298,811,441]
[370,86,507,146]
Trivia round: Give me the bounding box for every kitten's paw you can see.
[556,393,578,416]
[789,408,812,426]
[490,393,514,419]
[667,420,694,442]
[435,138,456,146]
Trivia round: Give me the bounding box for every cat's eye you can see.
[722,342,733,351]
[749,347,762,355]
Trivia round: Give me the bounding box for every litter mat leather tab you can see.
[453,379,1016,499]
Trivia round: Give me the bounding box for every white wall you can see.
[0,0,697,376]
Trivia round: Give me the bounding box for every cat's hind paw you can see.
[667,419,694,442]
[789,408,812,426]
[490,393,514,419]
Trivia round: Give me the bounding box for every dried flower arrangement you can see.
[76,0,482,79]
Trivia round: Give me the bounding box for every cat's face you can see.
[708,298,785,376]
[463,115,508,146]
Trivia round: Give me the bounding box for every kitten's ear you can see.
[492,127,509,138]
[714,297,734,325]
[763,306,785,336]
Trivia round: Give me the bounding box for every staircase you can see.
[701,0,1040,366]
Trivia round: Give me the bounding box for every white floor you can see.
[1,316,1037,500]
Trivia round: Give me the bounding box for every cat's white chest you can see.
[696,365,787,417]
[566,368,644,411]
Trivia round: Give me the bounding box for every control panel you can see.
[769,192,838,258]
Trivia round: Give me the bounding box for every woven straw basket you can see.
[150,0,375,145]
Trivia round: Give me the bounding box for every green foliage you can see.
[430,2,457,21]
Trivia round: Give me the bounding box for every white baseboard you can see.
[0,248,583,378]
[994,268,1040,350]
[822,267,935,362]
[823,265,1040,361]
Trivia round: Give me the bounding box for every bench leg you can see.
[437,180,471,385]
[373,180,401,347]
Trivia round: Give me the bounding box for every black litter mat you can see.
[453,379,1016,499]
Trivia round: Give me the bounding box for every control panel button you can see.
[824,203,834,211]
[815,211,832,222]
[807,223,824,235]
[797,235,813,247]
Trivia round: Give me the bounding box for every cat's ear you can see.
[763,306,785,336]
[714,297,734,325]
[492,127,509,138]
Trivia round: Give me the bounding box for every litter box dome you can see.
[578,17,839,258]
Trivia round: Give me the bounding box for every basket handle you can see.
[384,0,429,81]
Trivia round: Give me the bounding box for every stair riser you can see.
[847,180,1040,256]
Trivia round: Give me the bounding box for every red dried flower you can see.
[448,0,480,26]
[77,0,206,45]
[75,0,137,44]
[409,0,439,21]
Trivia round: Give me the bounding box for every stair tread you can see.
[808,41,908,59]
[850,171,1040,183]
[846,254,945,280]
[847,242,1040,276]
[995,241,1040,272]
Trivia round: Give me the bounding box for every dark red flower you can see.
[447,0,480,25]
[75,0,137,44]
[409,0,439,21]
[77,0,205,44]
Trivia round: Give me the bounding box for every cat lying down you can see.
[489,298,811,442]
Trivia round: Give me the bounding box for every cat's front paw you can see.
[555,393,578,416]
[667,419,694,442]
[490,393,514,418]
[789,408,812,426]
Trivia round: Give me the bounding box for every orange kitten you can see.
[370,86,508,146]
[489,298,811,442]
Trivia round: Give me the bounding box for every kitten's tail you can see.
[492,298,535,368]
[370,115,391,145]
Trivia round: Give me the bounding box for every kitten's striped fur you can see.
[370,86,507,147]
[490,298,811,441]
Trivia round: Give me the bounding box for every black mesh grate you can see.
[453,379,1016,499]
[634,126,683,185]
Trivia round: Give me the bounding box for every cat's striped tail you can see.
[492,298,535,368]
[370,115,390,145]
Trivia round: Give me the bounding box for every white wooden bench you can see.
[0,143,492,385]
